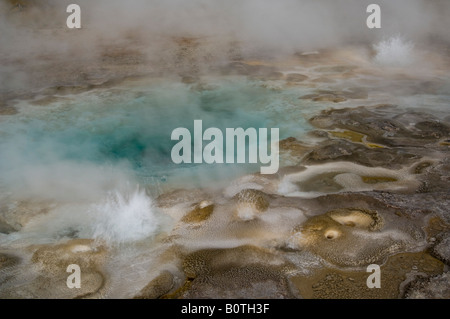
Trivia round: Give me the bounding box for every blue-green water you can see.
[0,78,315,197]
[0,77,319,244]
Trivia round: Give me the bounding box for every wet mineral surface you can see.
[1,1,450,300]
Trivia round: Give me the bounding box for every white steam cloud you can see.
[1,0,450,60]
[373,35,416,67]
[0,0,448,93]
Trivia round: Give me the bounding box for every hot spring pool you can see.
[0,76,324,245]
[0,77,317,191]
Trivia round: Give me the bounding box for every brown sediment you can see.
[300,88,368,103]
[309,105,450,148]
[328,208,383,231]
[303,138,419,168]
[0,103,18,115]
[134,270,175,299]
[425,216,450,239]
[279,137,310,158]
[0,253,20,270]
[361,176,398,184]
[290,252,444,299]
[0,218,16,234]
[0,200,52,232]
[311,77,335,83]
[156,189,211,208]
[291,208,398,267]
[0,239,109,299]
[181,202,215,223]
[172,245,295,299]
[328,130,387,149]
[161,277,194,299]
[365,143,385,148]
[285,73,308,82]
[299,172,344,193]
[329,130,365,143]
[30,95,69,106]
[314,65,358,73]
[233,189,270,212]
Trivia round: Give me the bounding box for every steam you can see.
[91,188,166,244]
[2,185,172,246]
[1,0,450,91]
[373,36,416,66]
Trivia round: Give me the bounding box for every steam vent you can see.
[0,0,449,301]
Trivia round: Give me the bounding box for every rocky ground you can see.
[146,96,450,299]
